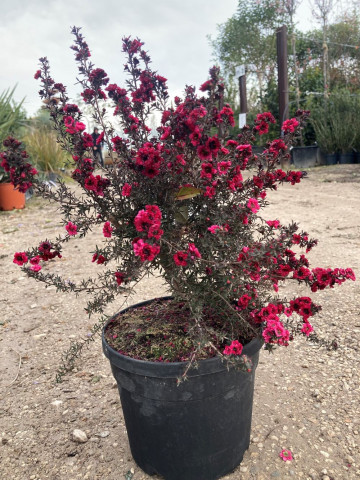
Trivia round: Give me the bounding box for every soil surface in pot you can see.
[104,298,254,362]
[1,164,359,480]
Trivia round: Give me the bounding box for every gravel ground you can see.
[0,164,359,480]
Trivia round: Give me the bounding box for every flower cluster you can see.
[3,27,355,370]
[0,137,37,192]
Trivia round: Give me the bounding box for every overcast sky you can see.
[1,0,317,117]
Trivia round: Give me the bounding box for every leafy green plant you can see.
[0,87,26,146]
[311,92,360,153]
[23,127,70,175]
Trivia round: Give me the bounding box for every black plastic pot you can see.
[324,153,338,165]
[102,298,262,480]
[291,145,320,168]
[338,152,355,164]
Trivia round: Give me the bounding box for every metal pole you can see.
[277,25,289,133]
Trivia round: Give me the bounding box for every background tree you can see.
[211,0,288,109]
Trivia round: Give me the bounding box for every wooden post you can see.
[277,25,289,133]
[236,65,247,128]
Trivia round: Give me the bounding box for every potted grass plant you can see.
[2,27,356,480]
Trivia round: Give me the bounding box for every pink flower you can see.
[13,252,28,266]
[223,340,243,356]
[204,186,216,198]
[65,222,78,236]
[208,225,221,234]
[30,256,41,265]
[122,183,132,197]
[75,122,86,132]
[279,449,293,462]
[133,239,160,262]
[103,221,113,238]
[266,220,280,228]
[188,243,201,259]
[134,205,162,237]
[217,161,232,175]
[301,322,313,336]
[30,264,42,272]
[247,198,260,214]
[34,70,41,80]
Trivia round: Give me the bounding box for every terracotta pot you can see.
[0,183,25,211]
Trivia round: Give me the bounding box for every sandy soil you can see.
[1,164,359,480]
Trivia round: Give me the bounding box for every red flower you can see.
[199,80,213,92]
[174,251,188,267]
[82,132,94,149]
[92,253,106,264]
[237,294,251,310]
[114,272,125,286]
[34,70,41,80]
[201,162,216,179]
[103,221,113,238]
[133,239,160,262]
[189,127,202,146]
[282,118,299,133]
[223,340,243,355]
[81,88,96,103]
[64,116,74,127]
[197,145,212,161]
[75,122,86,132]
[65,222,78,236]
[96,131,104,145]
[89,68,109,88]
[30,256,41,265]
[122,183,132,197]
[301,322,313,336]
[13,252,28,266]
[206,136,221,157]
[134,205,162,238]
[247,198,260,214]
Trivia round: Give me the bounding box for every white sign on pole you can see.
[239,113,247,129]
[235,65,245,78]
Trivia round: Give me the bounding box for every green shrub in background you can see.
[23,126,71,177]
[310,92,360,154]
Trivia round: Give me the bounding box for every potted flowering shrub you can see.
[0,87,29,210]
[2,27,355,480]
[0,141,32,210]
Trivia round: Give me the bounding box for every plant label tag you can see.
[239,113,247,128]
